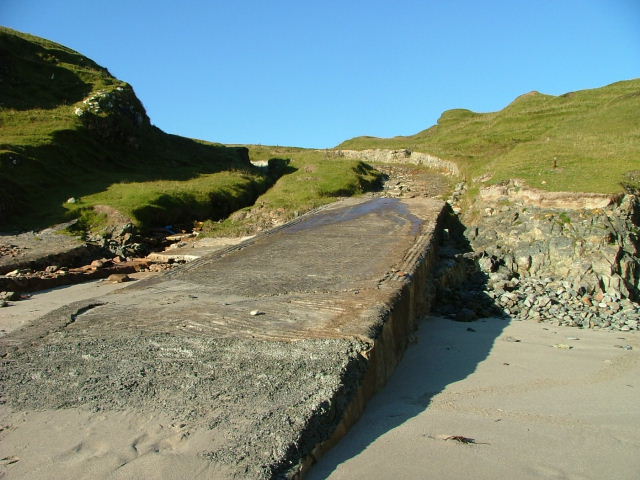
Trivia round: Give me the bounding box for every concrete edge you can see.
[294,203,447,478]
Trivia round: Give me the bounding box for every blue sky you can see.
[3,1,639,148]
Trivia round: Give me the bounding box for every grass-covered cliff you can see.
[339,79,640,194]
[0,27,383,233]
[0,26,263,231]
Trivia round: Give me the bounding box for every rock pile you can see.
[0,244,23,258]
[465,194,640,301]
[0,257,159,293]
[433,197,640,331]
[487,272,640,330]
[434,252,640,331]
[84,219,155,259]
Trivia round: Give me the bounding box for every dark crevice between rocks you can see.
[432,207,504,322]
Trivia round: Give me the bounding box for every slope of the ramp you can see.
[0,197,446,479]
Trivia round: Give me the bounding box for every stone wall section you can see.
[335,149,460,176]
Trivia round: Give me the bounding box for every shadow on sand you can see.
[308,211,511,478]
[308,314,511,479]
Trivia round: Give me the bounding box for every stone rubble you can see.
[0,254,180,294]
[374,164,451,199]
[485,271,640,330]
[464,194,640,300]
[433,245,640,331]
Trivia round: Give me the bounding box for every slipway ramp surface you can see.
[0,197,446,479]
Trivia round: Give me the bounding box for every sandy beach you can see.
[1,283,639,479]
[309,316,640,480]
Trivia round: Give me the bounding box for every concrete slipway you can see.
[0,197,446,479]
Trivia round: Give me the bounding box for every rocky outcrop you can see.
[465,194,640,301]
[429,196,640,331]
[479,179,621,209]
[335,149,460,175]
[74,84,150,145]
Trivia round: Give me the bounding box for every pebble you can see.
[250,310,264,316]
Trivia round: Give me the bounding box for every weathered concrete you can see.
[0,197,446,479]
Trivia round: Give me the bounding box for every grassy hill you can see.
[0,27,267,231]
[0,27,383,234]
[339,79,640,194]
[201,146,382,236]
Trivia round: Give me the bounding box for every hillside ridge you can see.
[0,26,256,231]
[339,78,640,194]
[0,27,384,239]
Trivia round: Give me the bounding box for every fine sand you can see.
[1,282,639,479]
[309,316,640,480]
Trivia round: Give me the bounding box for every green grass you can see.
[65,171,270,232]
[0,26,261,232]
[0,27,384,235]
[339,80,640,194]
[201,146,384,236]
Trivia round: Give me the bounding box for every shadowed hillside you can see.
[0,27,259,231]
[0,27,385,234]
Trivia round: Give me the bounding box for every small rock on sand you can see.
[107,274,131,283]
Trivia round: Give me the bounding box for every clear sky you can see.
[3,1,639,148]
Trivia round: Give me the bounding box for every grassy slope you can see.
[1,27,384,233]
[202,146,383,236]
[339,80,640,194]
[0,27,258,231]
[244,146,382,205]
